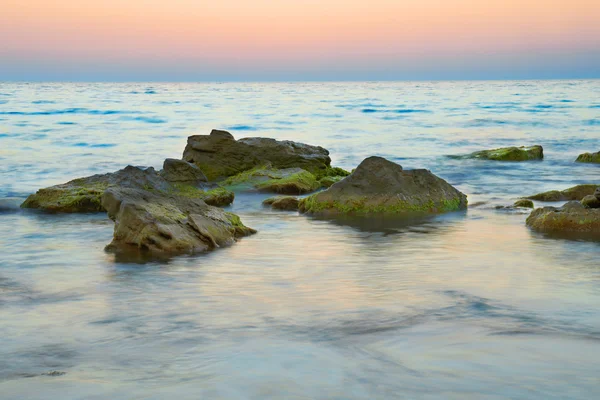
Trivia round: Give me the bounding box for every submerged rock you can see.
[0,198,23,213]
[222,164,320,195]
[575,151,600,164]
[102,185,255,259]
[299,156,467,216]
[525,184,598,202]
[513,199,534,208]
[451,145,543,161]
[262,196,300,211]
[182,129,332,180]
[526,202,600,237]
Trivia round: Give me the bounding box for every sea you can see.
[1,80,599,399]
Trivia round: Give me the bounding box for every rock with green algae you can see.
[575,151,600,163]
[262,196,300,211]
[161,158,207,185]
[299,156,467,216]
[222,164,320,195]
[450,145,543,161]
[182,129,332,181]
[513,199,534,208]
[526,201,600,237]
[525,184,599,202]
[101,185,255,260]
[21,165,235,213]
[20,166,170,213]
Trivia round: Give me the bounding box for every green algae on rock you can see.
[182,129,332,181]
[450,145,543,161]
[299,156,467,216]
[262,196,300,211]
[525,184,599,202]
[513,199,534,208]
[223,164,320,195]
[575,151,600,164]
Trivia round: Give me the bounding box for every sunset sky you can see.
[1,0,599,81]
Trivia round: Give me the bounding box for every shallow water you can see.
[1,81,600,399]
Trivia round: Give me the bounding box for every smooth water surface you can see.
[1,81,600,399]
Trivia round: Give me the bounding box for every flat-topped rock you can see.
[222,164,320,195]
[161,158,208,185]
[182,129,332,181]
[575,151,600,163]
[525,184,598,202]
[450,145,543,161]
[262,196,300,211]
[299,156,467,216]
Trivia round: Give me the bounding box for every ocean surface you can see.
[1,80,599,399]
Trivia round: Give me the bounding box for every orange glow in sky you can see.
[1,0,599,80]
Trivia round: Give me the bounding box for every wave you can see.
[227,125,258,131]
[0,108,143,116]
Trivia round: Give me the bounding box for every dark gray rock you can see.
[581,195,600,209]
[161,158,207,185]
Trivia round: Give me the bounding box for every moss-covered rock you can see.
[526,202,600,238]
[319,175,345,188]
[262,196,300,211]
[299,156,467,216]
[513,199,534,208]
[526,184,599,202]
[575,151,600,163]
[182,129,332,181]
[21,177,110,213]
[222,164,320,195]
[170,184,234,207]
[451,145,543,161]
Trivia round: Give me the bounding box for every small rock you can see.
[513,199,534,208]
[451,145,543,161]
[161,158,207,185]
[43,371,66,377]
[526,184,599,202]
[263,196,300,211]
[581,195,600,209]
[575,151,600,163]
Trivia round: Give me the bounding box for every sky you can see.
[1,0,599,81]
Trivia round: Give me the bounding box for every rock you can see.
[581,195,600,209]
[182,129,332,180]
[263,196,300,211]
[222,164,320,195]
[21,165,235,212]
[596,187,600,201]
[299,156,467,216]
[161,158,207,185]
[575,151,600,163]
[450,145,543,161]
[0,198,22,213]
[526,184,598,202]
[102,185,255,259]
[513,199,534,208]
[526,202,600,236]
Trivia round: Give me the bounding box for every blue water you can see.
[1,81,600,399]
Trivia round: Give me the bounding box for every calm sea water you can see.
[1,81,600,399]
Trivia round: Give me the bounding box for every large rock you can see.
[101,185,255,259]
[21,165,234,212]
[451,145,543,161]
[182,129,332,180]
[299,156,467,216]
[525,184,598,202]
[575,151,600,163]
[526,202,600,237]
[222,164,320,195]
